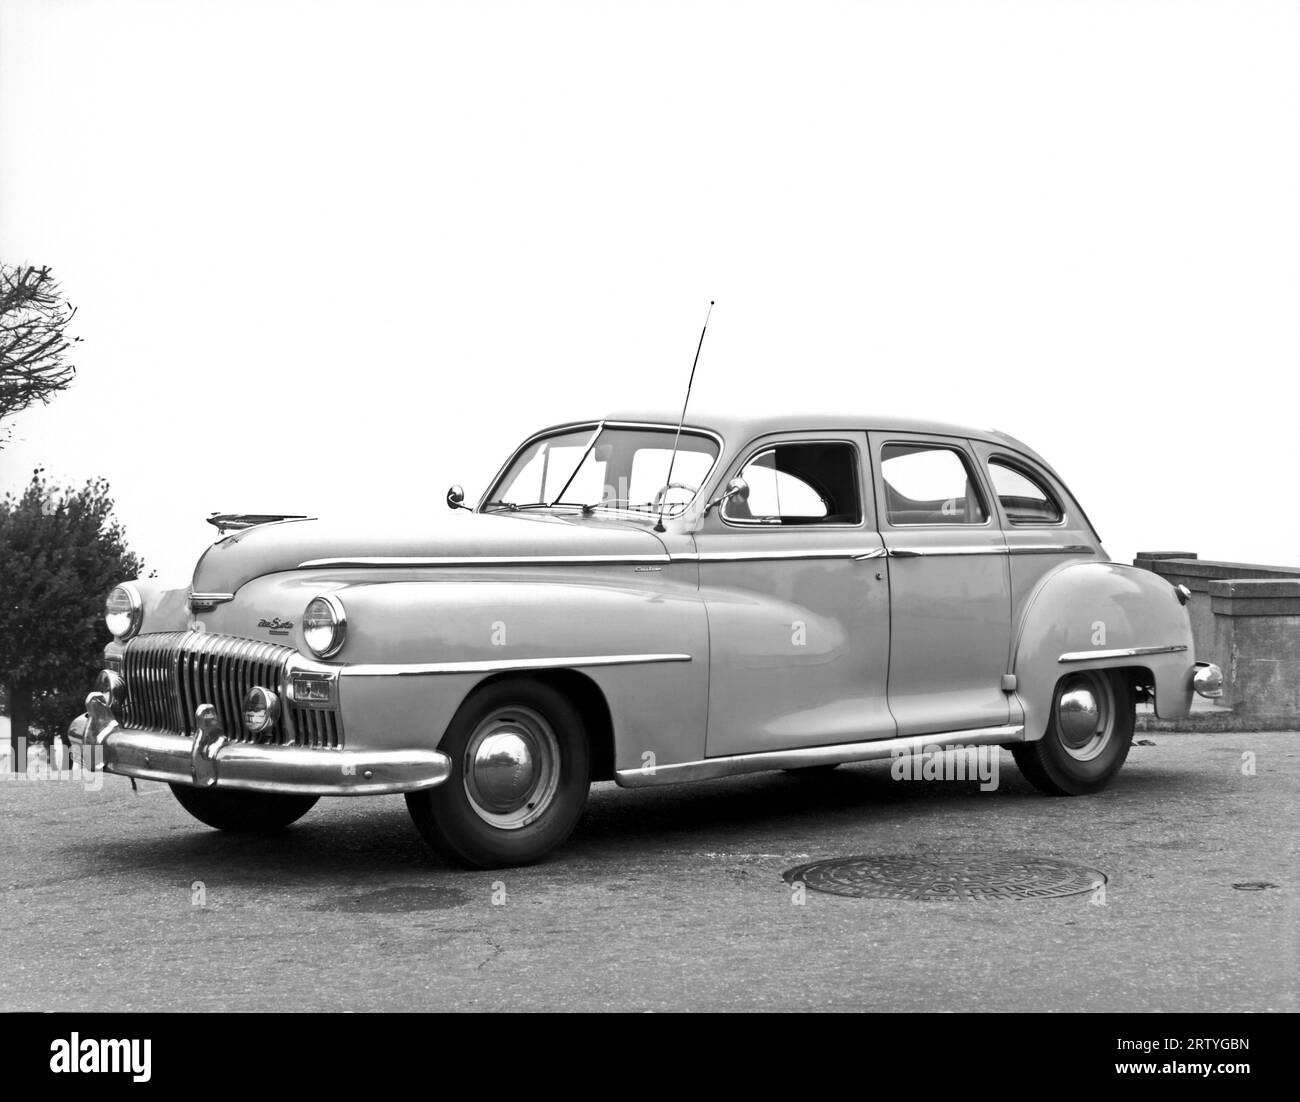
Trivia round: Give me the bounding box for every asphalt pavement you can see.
[1,731,1295,1012]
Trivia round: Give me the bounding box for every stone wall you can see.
[1134,552,1300,722]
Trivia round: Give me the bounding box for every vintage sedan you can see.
[69,413,1224,867]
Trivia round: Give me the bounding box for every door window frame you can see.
[874,436,999,531]
[717,435,870,531]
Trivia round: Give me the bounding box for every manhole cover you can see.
[783,854,1106,901]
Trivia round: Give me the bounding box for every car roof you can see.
[596,409,1049,465]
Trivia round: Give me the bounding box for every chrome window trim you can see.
[719,436,866,530]
[1058,644,1188,664]
[877,439,997,530]
[338,652,692,677]
[478,420,725,519]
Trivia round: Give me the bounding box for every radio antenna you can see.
[654,300,714,533]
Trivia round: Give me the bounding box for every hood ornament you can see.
[207,512,310,536]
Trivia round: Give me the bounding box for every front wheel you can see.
[169,784,318,833]
[405,679,591,868]
[1012,669,1134,796]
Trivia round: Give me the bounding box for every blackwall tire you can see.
[169,784,319,833]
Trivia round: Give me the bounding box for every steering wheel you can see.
[652,482,697,508]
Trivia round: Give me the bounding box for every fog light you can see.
[1193,663,1224,700]
[242,686,281,734]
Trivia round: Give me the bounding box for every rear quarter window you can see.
[987,458,1063,525]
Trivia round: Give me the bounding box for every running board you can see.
[614,725,1025,788]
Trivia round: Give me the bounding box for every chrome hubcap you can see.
[1055,672,1114,761]
[463,707,560,829]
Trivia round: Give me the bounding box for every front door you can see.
[868,431,1013,736]
[695,433,895,757]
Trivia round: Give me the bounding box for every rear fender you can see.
[1012,561,1194,739]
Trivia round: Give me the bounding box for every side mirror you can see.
[705,477,749,516]
[446,484,470,512]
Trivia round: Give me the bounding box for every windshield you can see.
[485,424,720,517]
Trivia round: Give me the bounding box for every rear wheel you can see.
[406,678,591,868]
[169,785,318,833]
[1012,669,1134,795]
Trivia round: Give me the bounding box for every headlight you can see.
[303,594,347,658]
[242,686,281,734]
[104,583,142,640]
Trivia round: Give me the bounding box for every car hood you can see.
[191,511,670,595]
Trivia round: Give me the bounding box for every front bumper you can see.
[68,692,452,797]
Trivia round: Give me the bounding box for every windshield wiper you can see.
[482,501,519,512]
[547,421,604,507]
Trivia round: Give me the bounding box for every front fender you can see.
[119,578,191,638]
[208,573,710,765]
[1012,561,1195,740]
[328,578,706,667]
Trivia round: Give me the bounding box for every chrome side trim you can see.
[339,653,693,677]
[883,542,1095,560]
[298,554,674,569]
[886,546,1008,558]
[1007,544,1095,556]
[674,548,886,563]
[1058,644,1188,664]
[615,725,1025,787]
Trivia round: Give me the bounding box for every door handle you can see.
[852,548,888,560]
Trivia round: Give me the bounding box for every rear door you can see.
[868,431,1013,736]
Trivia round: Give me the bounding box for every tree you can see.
[0,264,80,437]
[0,470,144,767]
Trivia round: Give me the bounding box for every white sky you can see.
[1,0,1297,581]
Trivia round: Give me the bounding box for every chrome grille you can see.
[120,632,343,748]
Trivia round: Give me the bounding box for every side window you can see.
[880,443,988,525]
[988,458,1063,525]
[724,441,861,525]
